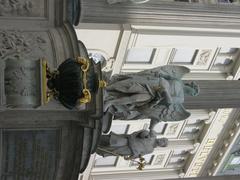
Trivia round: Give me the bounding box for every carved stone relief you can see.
[154,154,165,165]
[0,0,33,16]
[196,50,212,66]
[5,59,41,108]
[0,30,50,61]
[0,0,45,17]
[0,30,51,108]
[166,124,179,136]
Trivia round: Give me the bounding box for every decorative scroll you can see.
[1,129,60,180]
[0,30,47,61]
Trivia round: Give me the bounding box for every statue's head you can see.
[156,138,168,147]
[183,81,200,96]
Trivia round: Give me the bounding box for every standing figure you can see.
[97,130,168,159]
[103,65,199,131]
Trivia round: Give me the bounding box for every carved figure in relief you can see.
[0,31,46,61]
[104,65,200,131]
[97,130,168,158]
[0,0,33,16]
[5,67,37,97]
[196,50,212,66]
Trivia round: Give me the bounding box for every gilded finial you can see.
[76,57,90,72]
[99,80,107,88]
[79,89,91,104]
[137,155,146,170]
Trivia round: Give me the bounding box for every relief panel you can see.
[4,59,41,108]
[0,0,46,17]
[0,30,51,62]
[196,49,212,66]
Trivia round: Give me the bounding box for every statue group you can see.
[97,65,199,161]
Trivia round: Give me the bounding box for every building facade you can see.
[76,1,240,179]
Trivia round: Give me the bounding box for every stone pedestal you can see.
[0,0,103,179]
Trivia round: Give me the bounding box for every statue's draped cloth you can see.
[104,66,192,125]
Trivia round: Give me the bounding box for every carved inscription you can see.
[218,109,232,123]
[0,0,33,16]
[0,30,47,61]
[188,138,216,177]
[1,130,60,180]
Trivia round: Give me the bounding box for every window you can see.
[95,155,118,167]
[153,123,167,135]
[219,48,238,54]
[214,57,233,66]
[171,48,198,64]
[169,48,216,70]
[125,48,156,64]
[212,47,239,72]
[110,124,129,134]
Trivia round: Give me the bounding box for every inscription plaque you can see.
[1,129,60,180]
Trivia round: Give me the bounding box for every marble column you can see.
[184,80,240,109]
